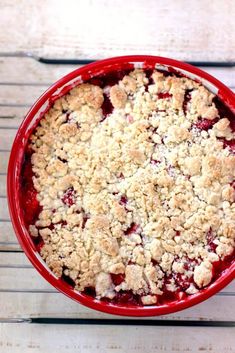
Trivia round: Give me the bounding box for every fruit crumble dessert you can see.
[21,68,235,306]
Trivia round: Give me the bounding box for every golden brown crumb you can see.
[110,85,127,108]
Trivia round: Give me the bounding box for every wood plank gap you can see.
[0,82,51,87]
[0,249,23,253]
[0,126,19,130]
[215,292,235,297]
[0,103,30,108]
[0,52,235,67]
[0,316,234,326]
[0,289,57,293]
[0,318,30,323]
[28,318,235,327]
[0,264,32,269]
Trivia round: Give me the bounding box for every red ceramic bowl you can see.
[7,55,235,316]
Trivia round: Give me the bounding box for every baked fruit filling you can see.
[21,68,235,306]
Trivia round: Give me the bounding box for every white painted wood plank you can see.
[0,291,234,321]
[0,117,24,129]
[0,0,235,61]
[0,105,30,116]
[0,254,234,321]
[0,222,19,248]
[0,57,79,85]
[0,292,111,320]
[0,57,234,86]
[0,198,10,220]
[0,106,28,128]
[0,76,234,112]
[0,175,6,195]
[3,251,235,290]
[0,250,233,322]
[0,324,234,353]
[0,254,234,294]
[0,151,9,173]
[0,242,19,252]
[0,252,32,267]
[0,85,48,106]
[204,68,235,88]
[0,129,16,150]
[0,244,19,251]
[0,267,55,292]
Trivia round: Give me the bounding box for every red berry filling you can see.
[20,152,42,225]
[211,250,235,278]
[206,229,217,253]
[144,69,154,91]
[61,187,76,206]
[111,273,125,286]
[33,234,44,252]
[174,273,192,291]
[213,96,235,132]
[183,89,193,115]
[81,214,89,229]
[222,139,235,153]
[101,94,114,120]
[111,291,142,306]
[124,223,139,235]
[119,195,130,212]
[157,92,172,99]
[119,195,128,207]
[150,158,160,165]
[88,69,132,88]
[195,118,218,131]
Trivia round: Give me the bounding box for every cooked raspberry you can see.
[61,187,76,206]
[150,158,160,165]
[82,214,89,229]
[223,139,235,153]
[101,94,113,120]
[124,223,139,235]
[174,273,192,291]
[183,89,193,114]
[111,273,125,286]
[195,118,217,131]
[206,230,217,253]
[112,291,141,306]
[120,196,127,206]
[157,92,172,99]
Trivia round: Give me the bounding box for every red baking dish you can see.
[7,55,235,316]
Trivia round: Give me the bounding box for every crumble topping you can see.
[26,69,235,304]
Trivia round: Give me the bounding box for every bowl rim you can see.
[7,55,235,317]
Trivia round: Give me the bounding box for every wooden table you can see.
[0,1,234,352]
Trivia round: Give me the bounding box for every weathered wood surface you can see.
[0,0,235,61]
[0,1,234,351]
[0,324,234,353]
